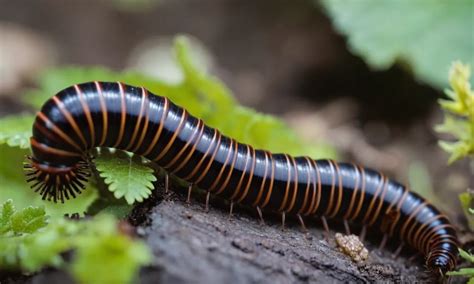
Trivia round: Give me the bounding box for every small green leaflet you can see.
[436,62,474,164]
[0,199,48,236]
[95,149,157,205]
[0,114,35,149]
[0,201,150,283]
[446,248,474,281]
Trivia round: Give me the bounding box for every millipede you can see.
[24,81,459,276]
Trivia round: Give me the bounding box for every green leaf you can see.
[0,199,48,236]
[0,200,15,235]
[95,149,156,205]
[320,0,473,89]
[0,203,150,283]
[446,268,474,276]
[0,114,35,149]
[436,62,474,163]
[70,214,151,284]
[10,206,48,234]
[459,191,474,231]
[459,248,474,263]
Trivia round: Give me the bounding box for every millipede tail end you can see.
[24,156,90,203]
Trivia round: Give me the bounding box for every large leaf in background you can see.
[95,149,156,205]
[0,114,35,149]
[320,0,474,89]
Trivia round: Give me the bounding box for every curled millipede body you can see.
[25,81,458,276]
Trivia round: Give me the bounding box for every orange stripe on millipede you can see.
[194,133,223,184]
[230,145,251,201]
[349,166,366,221]
[154,111,188,162]
[328,161,344,218]
[343,164,360,220]
[368,176,390,226]
[130,89,150,153]
[209,138,235,192]
[125,87,147,150]
[37,112,82,151]
[94,81,108,146]
[171,120,206,174]
[251,151,269,207]
[31,138,82,157]
[277,154,293,212]
[285,156,299,213]
[399,201,427,240]
[142,97,169,157]
[297,158,312,215]
[309,159,322,215]
[417,216,453,252]
[378,184,403,233]
[113,82,127,148]
[323,160,337,216]
[52,96,87,148]
[74,84,95,146]
[214,138,239,195]
[184,129,218,180]
[165,119,202,169]
[362,174,386,224]
[388,188,410,236]
[236,146,257,203]
[412,214,443,251]
[260,152,275,209]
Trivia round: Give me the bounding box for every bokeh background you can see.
[0,0,472,226]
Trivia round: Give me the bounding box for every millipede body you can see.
[25,81,459,276]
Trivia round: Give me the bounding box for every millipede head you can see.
[426,253,455,277]
[23,156,91,203]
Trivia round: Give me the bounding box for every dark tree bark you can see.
[134,184,437,284]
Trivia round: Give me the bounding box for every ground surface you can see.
[0,0,471,283]
[134,184,436,284]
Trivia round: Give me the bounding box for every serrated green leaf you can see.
[10,206,48,234]
[0,114,35,149]
[320,0,473,89]
[435,115,470,140]
[436,62,474,163]
[95,149,156,205]
[0,205,150,282]
[0,200,15,233]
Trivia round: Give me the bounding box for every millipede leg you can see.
[343,220,351,235]
[229,201,234,218]
[321,216,330,241]
[379,234,389,251]
[164,173,169,194]
[256,206,265,225]
[186,183,193,203]
[281,212,286,229]
[392,242,404,259]
[408,252,421,263]
[297,214,308,232]
[205,191,210,212]
[360,225,367,242]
